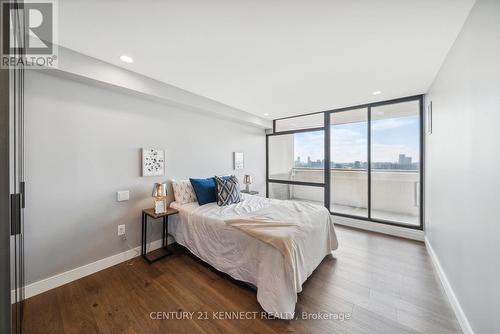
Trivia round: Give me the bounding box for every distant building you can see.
[398,154,412,168]
[295,154,417,170]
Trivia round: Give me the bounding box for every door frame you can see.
[0,60,11,333]
[325,95,424,230]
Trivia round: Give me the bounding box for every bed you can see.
[169,193,338,319]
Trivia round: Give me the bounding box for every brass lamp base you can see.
[154,198,166,214]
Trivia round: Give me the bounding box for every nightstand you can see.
[241,190,259,195]
[141,207,178,264]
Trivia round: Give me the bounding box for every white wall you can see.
[425,0,500,333]
[54,47,271,129]
[24,71,266,285]
[268,134,294,179]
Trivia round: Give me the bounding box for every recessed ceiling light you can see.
[372,90,382,95]
[263,113,269,116]
[120,55,134,63]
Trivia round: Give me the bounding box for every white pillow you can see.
[172,180,197,204]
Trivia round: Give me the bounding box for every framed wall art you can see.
[233,152,244,170]
[142,148,165,176]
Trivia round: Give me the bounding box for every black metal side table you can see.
[141,207,178,264]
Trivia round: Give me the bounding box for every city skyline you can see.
[294,114,420,165]
[294,153,419,170]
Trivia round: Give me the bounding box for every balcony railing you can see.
[269,168,420,225]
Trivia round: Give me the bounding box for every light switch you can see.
[117,190,130,202]
[118,224,126,236]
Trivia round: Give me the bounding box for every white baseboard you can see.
[425,237,474,334]
[11,237,173,303]
[333,215,424,241]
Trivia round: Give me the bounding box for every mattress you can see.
[169,194,337,319]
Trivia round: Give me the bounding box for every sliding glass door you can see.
[267,95,423,229]
[328,97,422,227]
[329,108,368,217]
[370,100,421,226]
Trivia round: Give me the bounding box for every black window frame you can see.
[266,127,326,200]
[266,94,424,230]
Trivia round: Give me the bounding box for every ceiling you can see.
[58,0,474,120]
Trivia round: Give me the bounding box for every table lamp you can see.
[243,175,253,192]
[152,182,167,214]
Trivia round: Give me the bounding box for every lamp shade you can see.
[243,175,253,185]
[152,182,167,198]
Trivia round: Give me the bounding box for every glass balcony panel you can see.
[268,182,324,206]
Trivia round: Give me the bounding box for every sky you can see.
[294,115,420,163]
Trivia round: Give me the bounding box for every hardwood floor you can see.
[22,226,462,334]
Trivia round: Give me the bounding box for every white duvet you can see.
[169,194,338,319]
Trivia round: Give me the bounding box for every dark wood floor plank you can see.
[55,280,100,334]
[78,267,148,334]
[21,226,462,334]
[22,289,65,334]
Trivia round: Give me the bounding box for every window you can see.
[330,108,368,217]
[267,125,325,205]
[267,96,423,229]
[274,113,324,132]
[268,130,325,183]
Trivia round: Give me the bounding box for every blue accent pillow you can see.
[190,176,231,205]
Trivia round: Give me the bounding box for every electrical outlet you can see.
[117,190,129,202]
[117,224,126,236]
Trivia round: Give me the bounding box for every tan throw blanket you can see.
[225,201,337,291]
